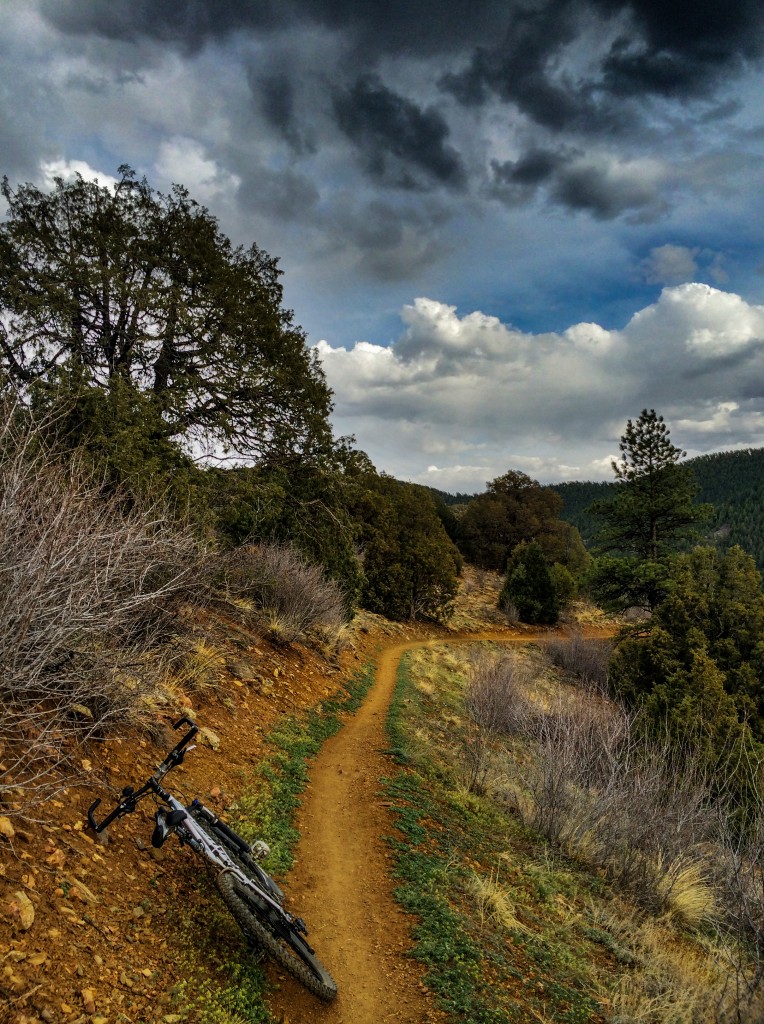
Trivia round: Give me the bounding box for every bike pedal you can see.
[294,917,308,935]
[250,839,270,861]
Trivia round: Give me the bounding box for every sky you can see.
[3,0,764,492]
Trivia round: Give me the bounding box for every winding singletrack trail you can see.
[268,629,565,1024]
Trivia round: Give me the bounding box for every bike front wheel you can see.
[216,871,337,1002]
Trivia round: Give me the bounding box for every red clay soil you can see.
[267,629,596,1024]
[0,594,614,1024]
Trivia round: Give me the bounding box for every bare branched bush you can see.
[220,541,347,644]
[499,687,718,921]
[713,778,764,1023]
[0,405,202,807]
[541,631,612,692]
[461,652,536,794]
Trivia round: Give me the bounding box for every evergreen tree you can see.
[591,410,710,562]
[610,546,764,745]
[359,476,461,621]
[458,469,586,574]
[587,410,711,611]
[499,541,560,625]
[0,167,333,465]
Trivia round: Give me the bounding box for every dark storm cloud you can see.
[333,76,466,190]
[597,0,764,96]
[252,71,315,156]
[491,149,566,200]
[38,0,278,54]
[41,0,764,103]
[491,149,664,219]
[440,1,595,130]
[39,0,505,58]
[442,0,764,128]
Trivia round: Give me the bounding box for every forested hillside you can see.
[553,448,764,569]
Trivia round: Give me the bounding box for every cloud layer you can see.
[317,283,764,490]
[2,2,764,485]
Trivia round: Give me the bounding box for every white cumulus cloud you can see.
[317,284,764,489]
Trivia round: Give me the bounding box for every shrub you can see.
[541,631,612,692]
[499,541,559,625]
[0,405,202,806]
[496,677,719,919]
[220,541,347,644]
[461,652,535,793]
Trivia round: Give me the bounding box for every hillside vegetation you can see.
[387,632,764,1024]
[554,447,764,570]
[3,169,764,1024]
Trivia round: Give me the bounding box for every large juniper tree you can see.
[0,167,333,464]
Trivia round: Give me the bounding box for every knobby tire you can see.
[216,871,338,1002]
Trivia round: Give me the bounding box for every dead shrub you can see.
[541,631,612,692]
[713,781,764,1023]
[220,541,347,645]
[461,652,536,793]
[0,405,203,806]
[499,687,718,921]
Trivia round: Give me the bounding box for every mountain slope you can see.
[553,447,764,568]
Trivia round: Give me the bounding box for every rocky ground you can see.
[0,567,580,1024]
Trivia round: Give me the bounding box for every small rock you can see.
[81,988,96,1014]
[209,786,222,800]
[132,906,145,919]
[198,727,220,751]
[228,658,258,681]
[11,891,35,930]
[0,816,15,839]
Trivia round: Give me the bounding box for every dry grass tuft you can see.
[173,638,228,693]
[654,855,716,929]
[465,865,527,933]
[592,903,725,1024]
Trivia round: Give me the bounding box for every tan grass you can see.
[175,638,228,692]
[653,854,716,928]
[465,865,528,932]
[592,903,725,1024]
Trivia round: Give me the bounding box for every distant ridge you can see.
[552,447,764,570]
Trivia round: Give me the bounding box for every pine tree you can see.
[591,409,710,562]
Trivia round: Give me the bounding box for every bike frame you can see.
[87,717,288,922]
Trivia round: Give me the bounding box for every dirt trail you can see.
[268,629,560,1024]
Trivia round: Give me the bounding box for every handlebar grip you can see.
[173,716,197,733]
[87,798,102,831]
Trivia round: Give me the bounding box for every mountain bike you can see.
[87,717,337,1002]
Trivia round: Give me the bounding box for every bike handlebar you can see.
[87,716,199,833]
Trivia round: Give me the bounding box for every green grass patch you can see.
[384,647,607,1024]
